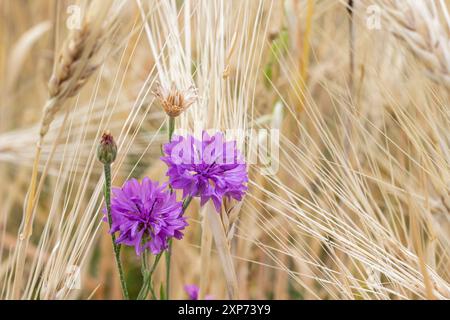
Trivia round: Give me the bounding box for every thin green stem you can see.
[149,282,157,300]
[104,163,129,300]
[165,240,172,300]
[137,250,149,299]
[165,195,193,299]
[138,252,162,300]
[183,196,193,211]
[168,116,175,142]
[165,116,176,299]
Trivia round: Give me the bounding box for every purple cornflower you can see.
[161,131,248,212]
[184,284,213,300]
[107,177,188,255]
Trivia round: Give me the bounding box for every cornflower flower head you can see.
[152,82,197,117]
[161,131,248,212]
[184,284,213,300]
[107,177,188,255]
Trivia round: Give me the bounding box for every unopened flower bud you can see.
[97,131,117,164]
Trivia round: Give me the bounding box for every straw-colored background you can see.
[0,0,449,299]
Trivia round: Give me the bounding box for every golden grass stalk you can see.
[199,206,213,300]
[22,0,116,238]
[12,0,118,299]
[207,205,239,299]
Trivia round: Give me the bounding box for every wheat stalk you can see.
[23,0,117,238]
[11,0,119,299]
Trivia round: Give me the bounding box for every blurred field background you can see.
[0,0,449,300]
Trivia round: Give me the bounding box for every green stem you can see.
[183,196,193,211]
[165,116,176,299]
[165,241,172,300]
[138,252,162,300]
[168,116,175,142]
[164,195,193,300]
[137,251,149,299]
[104,163,129,300]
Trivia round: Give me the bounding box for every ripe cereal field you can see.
[0,0,449,300]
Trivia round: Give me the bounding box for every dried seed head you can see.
[97,131,117,164]
[152,82,197,117]
[48,23,102,99]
